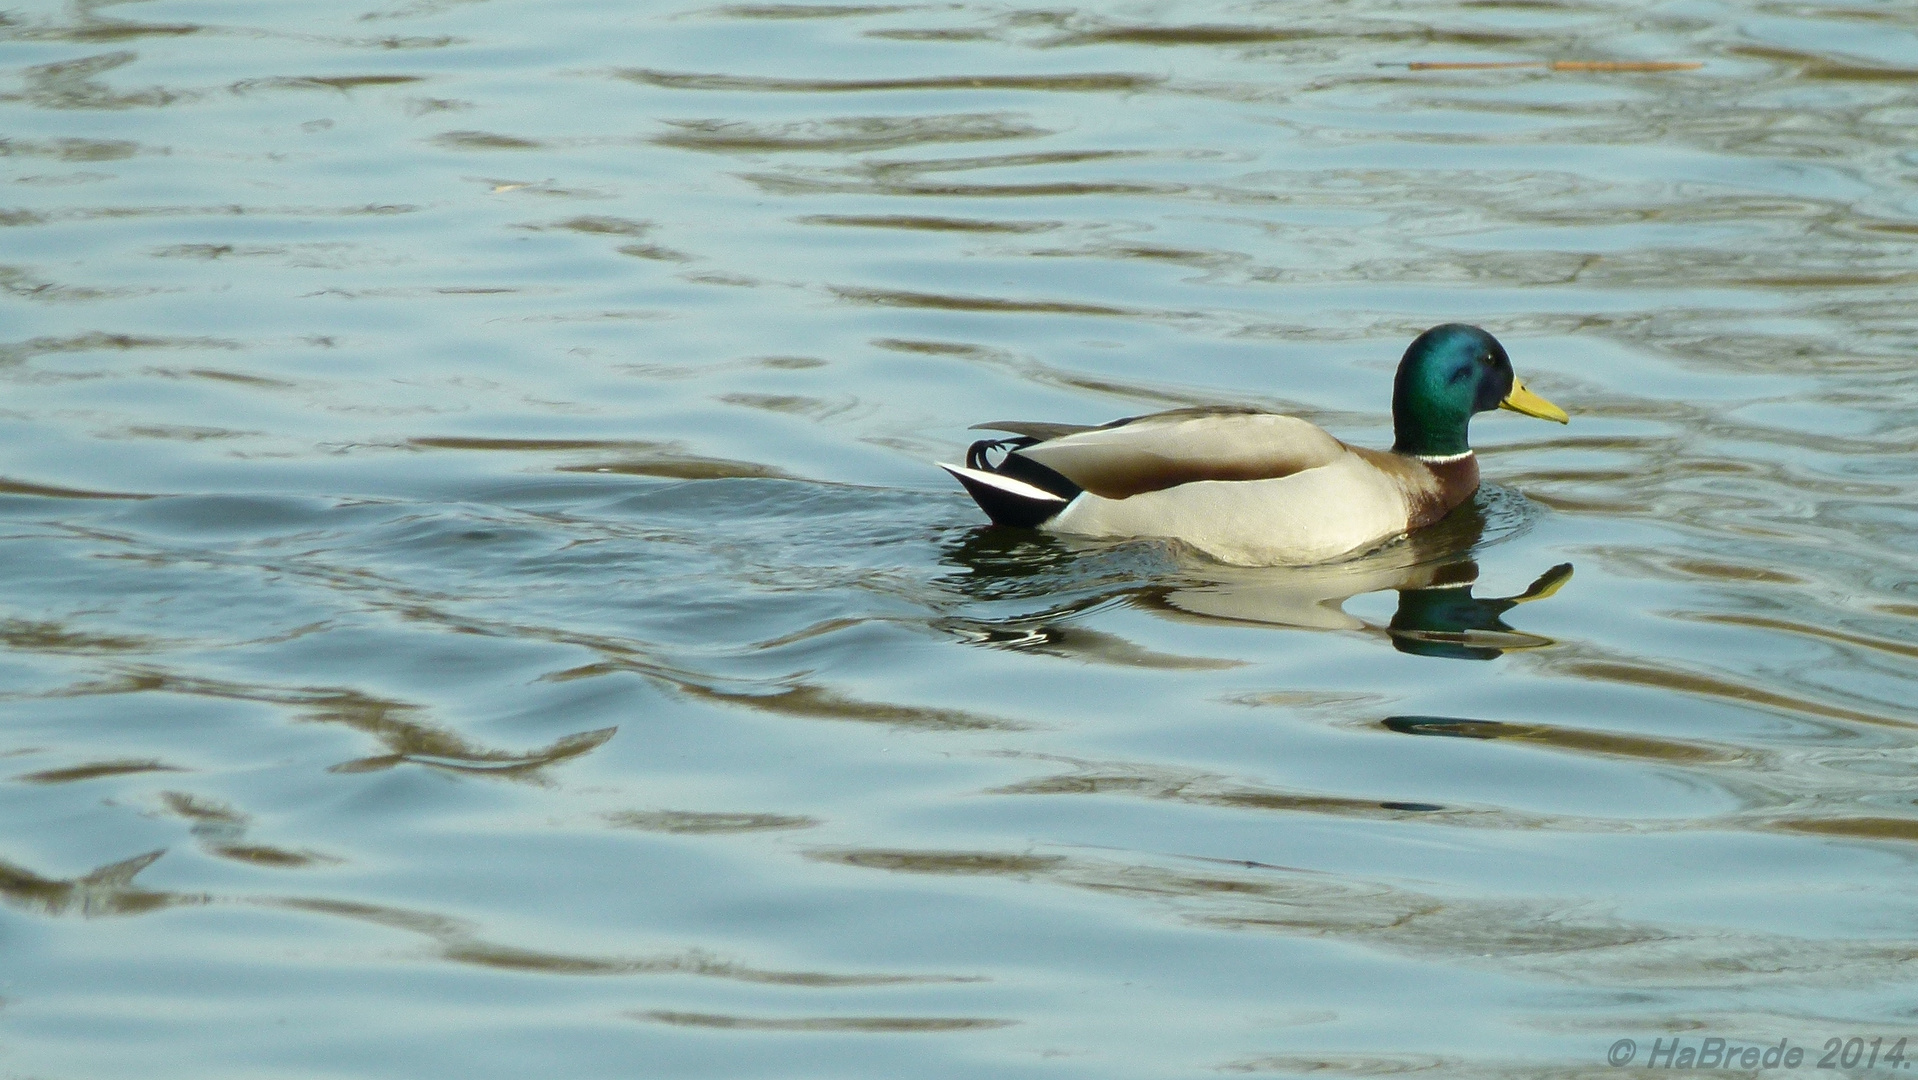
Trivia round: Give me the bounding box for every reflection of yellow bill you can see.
[1500,378,1569,423]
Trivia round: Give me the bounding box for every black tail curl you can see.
[964,438,1081,502]
[947,436,1086,528]
[965,436,1030,472]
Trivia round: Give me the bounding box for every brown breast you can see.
[1348,447,1481,531]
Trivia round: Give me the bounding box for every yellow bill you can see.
[1499,377,1568,423]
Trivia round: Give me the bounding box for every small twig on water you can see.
[1381,60,1703,71]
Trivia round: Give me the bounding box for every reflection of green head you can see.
[1391,324,1514,457]
[1388,561,1573,660]
[1389,587,1513,660]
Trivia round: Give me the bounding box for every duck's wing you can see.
[970,405,1268,445]
[1009,408,1349,500]
[968,420,1101,442]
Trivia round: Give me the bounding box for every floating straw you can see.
[1384,60,1703,71]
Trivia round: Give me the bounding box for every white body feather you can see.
[1047,452,1414,566]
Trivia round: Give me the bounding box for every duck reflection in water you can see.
[939,487,1570,661]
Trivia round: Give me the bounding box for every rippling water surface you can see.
[2,0,1916,1075]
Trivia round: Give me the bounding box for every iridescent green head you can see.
[1391,324,1567,458]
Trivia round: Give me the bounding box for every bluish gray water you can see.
[2,1,1916,1076]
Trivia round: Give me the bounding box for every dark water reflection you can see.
[1,0,1917,1076]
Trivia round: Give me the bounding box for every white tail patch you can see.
[937,463,1067,503]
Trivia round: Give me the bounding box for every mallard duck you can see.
[939,324,1567,566]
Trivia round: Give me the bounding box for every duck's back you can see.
[1015,409,1347,499]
